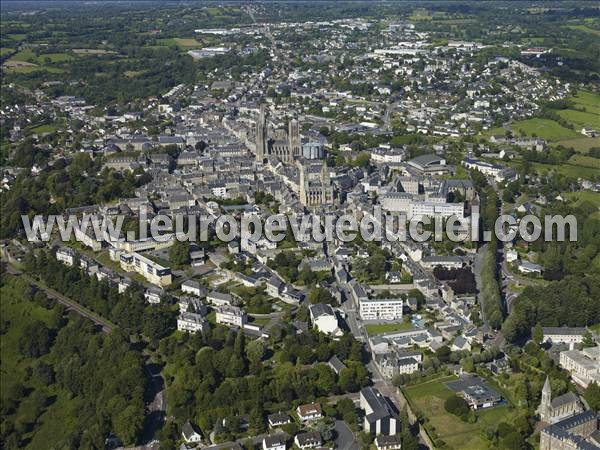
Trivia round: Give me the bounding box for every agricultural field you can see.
[568,154,600,170]
[562,191,600,209]
[3,49,72,73]
[157,38,204,48]
[10,49,73,64]
[522,161,600,179]
[553,137,600,152]
[483,91,600,150]
[511,118,580,141]
[404,376,519,450]
[567,24,600,37]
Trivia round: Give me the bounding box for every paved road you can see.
[333,420,357,450]
[138,362,166,450]
[339,278,431,448]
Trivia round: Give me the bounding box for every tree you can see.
[114,404,145,445]
[461,357,475,373]
[18,321,51,357]
[584,382,600,411]
[169,240,190,268]
[336,398,358,426]
[444,395,470,420]
[308,287,336,305]
[581,331,595,349]
[532,323,543,344]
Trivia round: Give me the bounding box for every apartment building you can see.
[119,252,172,287]
[215,305,247,327]
[559,346,600,388]
[177,312,210,334]
[359,298,404,321]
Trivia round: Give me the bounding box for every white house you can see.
[308,304,343,337]
[181,280,207,297]
[263,434,286,450]
[181,421,203,444]
[296,402,322,422]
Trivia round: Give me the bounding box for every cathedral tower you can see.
[255,104,268,161]
[288,117,300,162]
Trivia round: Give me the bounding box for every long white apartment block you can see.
[359,298,404,321]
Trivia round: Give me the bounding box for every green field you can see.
[556,109,599,129]
[568,154,600,169]
[512,118,580,141]
[571,91,600,116]
[553,137,600,152]
[11,49,73,64]
[483,91,600,149]
[531,161,600,178]
[404,376,519,450]
[567,24,600,37]
[157,37,203,48]
[562,191,600,208]
[365,321,413,336]
[29,123,62,134]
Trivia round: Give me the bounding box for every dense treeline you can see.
[23,250,176,341]
[0,154,149,239]
[157,326,367,444]
[531,200,600,281]
[432,267,476,294]
[502,275,600,344]
[477,185,504,330]
[0,273,146,449]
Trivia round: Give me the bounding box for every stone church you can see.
[538,376,583,423]
[254,104,300,164]
[298,159,334,208]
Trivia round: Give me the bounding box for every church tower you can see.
[539,376,552,422]
[255,104,268,161]
[299,161,308,206]
[288,117,300,163]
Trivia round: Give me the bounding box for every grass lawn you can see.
[250,317,270,327]
[562,191,600,208]
[571,90,600,115]
[404,376,518,450]
[158,37,203,48]
[0,47,14,56]
[556,109,599,130]
[365,321,413,336]
[512,118,580,141]
[568,154,600,169]
[11,49,73,64]
[553,137,600,152]
[567,24,600,37]
[29,123,61,134]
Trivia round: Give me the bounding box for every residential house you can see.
[296,403,322,422]
[294,431,322,449]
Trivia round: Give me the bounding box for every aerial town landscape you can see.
[0,1,599,450]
